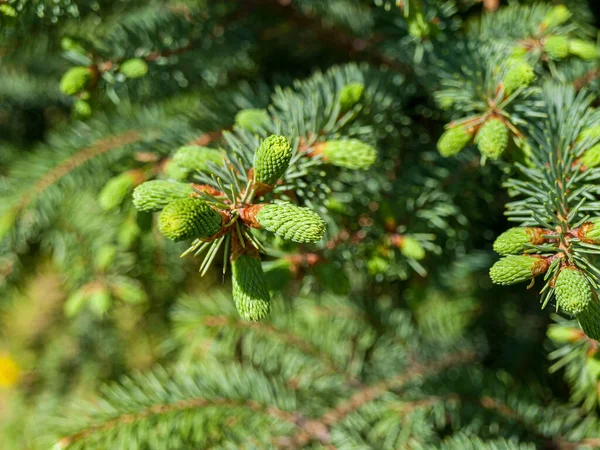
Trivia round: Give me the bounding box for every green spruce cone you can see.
[541,5,571,29]
[437,126,471,157]
[476,119,509,160]
[73,100,92,119]
[576,299,600,341]
[60,66,93,95]
[400,236,425,261]
[338,83,365,112]
[235,109,270,133]
[578,125,600,141]
[577,217,600,243]
[569,39,599,60]
[503,61,535,94]
[555,268,593,315]
[492,227,543,256]
[99,172,138,211]
[489,255,548,286]
[232,254,271,321]
[581,144,600,169]
[158,198,222,241]
[120,58,148,78]
[171,145,224,177]
[253,135,293,186]
[407,10,431,38]
[318,139,377,170]
[132,180,193,212]
[543,35,570,59]
[0,4,17,17]
[256,203,326,243]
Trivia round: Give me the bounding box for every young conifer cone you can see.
[555,268,593,315]
[569,40,598,60]
[577,217,600,243]
[580,144,600,169]
[99,170,144,211]
[503,61,535,95]
[119,58,148,78]
[493,227,545,256]
[437,126,472,157]
[245,203,326,243]
[158,198,222,241]
[313,139,377,170]
[235,109,270,133]
[73,100,92,119]
[60,66,93,95]
[170,145,224,178]
[476,119,509,160]
[231,246,271,321]
[253,135,293,186]
[543,35,570,59]
[489,255,549,285]
[132,180,194,212]
[338,83,365,112]
[399,236,425,260]
[541,5,571,29]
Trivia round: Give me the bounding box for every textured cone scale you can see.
[119,58,148,78]
[555,268,593,315]
[489,255,549,286]
[541,5,571,29]
[569,40,598,60]
[577,218,600,244]
[255,203,326,243]
[231,253,271,321]
[399,236,425,261]
[581,144,600,169]
[544,35,570,59]
[503,61,535,95]
[172,145,224,176]
[133,180,194,212]
[492,227,544,256]
[437,126,471,157]
[253,135,293,186]
[235,109,270,133]
[60,66,92,95]
[338,83,364,112]
[476,119,509,160]
[317,139,377,170]
[158,198,222,241]
[576,299,600,341]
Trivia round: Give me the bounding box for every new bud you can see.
[170,145,224,179]
[577,217,600,244]
[503,60,535,95]
[398,236,425,261]
[338,83,365,112]
[235,109,270,133]
[541,5,571,29]
[158,198,222,241]
[476,119,509,160]
[569,40,599,61]
[99,170,144,211]
[253,135,293,186]
[543,35,570,59]
[73,100,92,119]
[489,255,549,286]
[255,203,326,243]
[119,58,148,78]
[60,66,93,96]
[132,180,194,212]
[555,268,593,315]
[493,227,545,256]
[315,139,377,170]
[232,253,271,321]
[437,126,472,157]
[581,144,600,169]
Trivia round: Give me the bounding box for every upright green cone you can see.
[132,180,193,212]
[158,198,222,241]
[253,135,293,186]
[476,119,509,160]
[119,58,148,78]
[493,227,544,256]
[170,145,224,179]
[569,40,598,60]
[555,268,593,315]
[316,139,377,170]
[60,66,93,95]
[541,5,571,29]
[232,253,271,321]
[502,61,535,95]
[235,109,270,133]
[544,35,570,59]
[437,126,472,157]
[256,203,326,243]
[489,255,549,286]
[338,83,364,112]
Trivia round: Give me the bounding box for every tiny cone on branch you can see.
[393,235,425,260]
[119,58,148,78]
[338,82,365,112]
[437,125,472,157]
[577,218,600,243]
[253,135,293,187]
[489,255,549,285]
[231,239,271,321]
[580,144,600,169]
[132,180,194,212]
[60,66,93,95]
[569,40,598,61]
[235,109,270,133]
[158,198,222,241]
[312,139,377,170]
[543,35,570,59]
[99,170,146,211]
[502,60,535,95]
[492,227,545,256]
[476,118,509,160]
[242,203,326,243]
[541,5,571,30]
[555,268,593,315]
[170,145,224,178]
